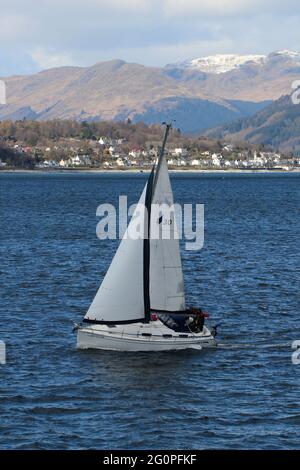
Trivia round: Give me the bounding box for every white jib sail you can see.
[150,154,186,312]
[85,184,148,323]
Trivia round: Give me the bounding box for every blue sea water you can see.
[0,171,299,450]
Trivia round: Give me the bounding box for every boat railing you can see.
[85,325,208,340]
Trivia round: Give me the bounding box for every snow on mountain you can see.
[175,54,266,74]
[268,50,300,60]
[171,51,300,74]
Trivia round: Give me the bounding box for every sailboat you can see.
[76,123,217,352]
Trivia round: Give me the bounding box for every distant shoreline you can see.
[1,167,300,174]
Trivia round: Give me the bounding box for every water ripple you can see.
[0,172,299,449]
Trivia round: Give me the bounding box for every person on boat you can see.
[186,308,209,332]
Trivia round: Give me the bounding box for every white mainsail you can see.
[85,184,148,323]
[149,146,186,312]
[85,123,186,324]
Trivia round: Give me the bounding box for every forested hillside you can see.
[207,94,300,151]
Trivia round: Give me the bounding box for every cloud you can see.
[163,0,260,16]
[0,14,35,42]
[163,0,300,17]
[111,37,235,67]
[0,0,299,74]
[92,0,151,11]
[30,48,76,69]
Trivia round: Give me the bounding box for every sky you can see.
[0,0,300,76]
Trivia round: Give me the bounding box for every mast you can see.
[153,122,172,192]
[143,167,155,323]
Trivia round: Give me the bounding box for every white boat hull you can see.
[76,321,217,352]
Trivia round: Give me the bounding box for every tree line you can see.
[0,119,185,147]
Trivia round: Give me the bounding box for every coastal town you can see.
[0,120,299,171]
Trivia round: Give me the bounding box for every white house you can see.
[68,155,92,166]
[172,148,188,157]
[223,144,234,152]
[37,160,58,168]
[99,137,108,145]
[251,152,266,166]
[108,146,116,156]
[70,155,82,166]
[212,153,221,166]
[129,149,142,159]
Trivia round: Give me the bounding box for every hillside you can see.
[206,93,300,151]
[2,119,293,171]
[0,119,227,168]
[0,50,300,133]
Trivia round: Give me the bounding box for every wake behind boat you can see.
[76,123,217,352]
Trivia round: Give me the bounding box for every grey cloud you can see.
[0,0,300,73]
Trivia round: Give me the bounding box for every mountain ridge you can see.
[169,50,300,74]
[0,50,299,133]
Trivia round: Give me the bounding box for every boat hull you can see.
[77,323,217,352]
